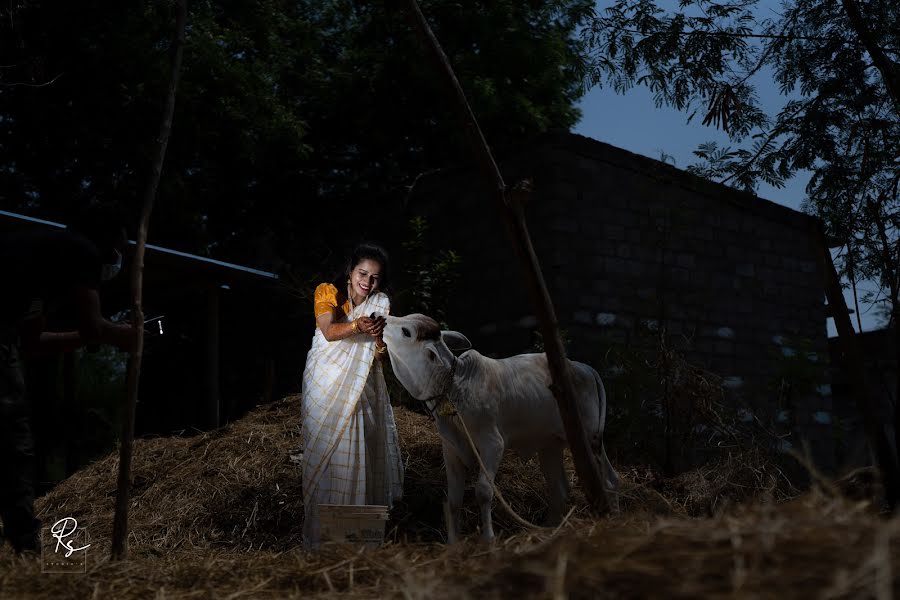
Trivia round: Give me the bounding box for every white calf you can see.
[383,314,618,541]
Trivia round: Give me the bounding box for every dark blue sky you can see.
[573,83,809,213]
[571,15,882,334]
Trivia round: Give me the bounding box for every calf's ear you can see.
[441,330,472,353]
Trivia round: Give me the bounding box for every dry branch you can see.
[402,0,611,514]
[820,230,900,511]
[111,0,187,560]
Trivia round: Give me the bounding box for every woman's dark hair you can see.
[335,242,392,295]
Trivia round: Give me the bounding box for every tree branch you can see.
[840,0,900,117]
[111,0,187,561]
[821,230,900,512]
[404,0,613,514]
[598,25,854,45]
[716,97,813,187]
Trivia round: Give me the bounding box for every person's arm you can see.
[19,313,57,357]
[19,308,88,357]
[317,312,382,342]
[373,333,388,360]
[30,331,85,355]
[67,285,135,352]
[317,310,357,341]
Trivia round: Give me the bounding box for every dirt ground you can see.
[0,395,896,599]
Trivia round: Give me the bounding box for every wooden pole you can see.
[821,234,900,511]
[403,0,611,512]
[206,286,220,428]
[63,352,80,477]
[111,0,187,560]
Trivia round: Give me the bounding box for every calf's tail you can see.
[593,368,607,436]
[593,368,620,511]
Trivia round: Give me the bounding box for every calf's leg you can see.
[442,443,466,543]
[473,427,504,542]
[599,442,620,513]
[538,443,569,525]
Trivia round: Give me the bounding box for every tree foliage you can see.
[583,0,900,504]
[583,0,900,320]
[398,216,461,328]
[0,0,592,270]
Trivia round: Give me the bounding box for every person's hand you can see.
[369,316,386,337]
[374,334,387,357]
[355,316,377,335]
[355,315,386,336]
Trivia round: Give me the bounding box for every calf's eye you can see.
[402,327,411,338]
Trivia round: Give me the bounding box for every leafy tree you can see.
[1,1,595,474]
[0,0,593,269]
[0,0,315,257]
[396,217,461,328]
[582,0,900,504]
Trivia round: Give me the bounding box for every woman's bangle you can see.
[350,318,359,334]
[376,344,387,354]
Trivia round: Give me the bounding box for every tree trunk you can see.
[403,0,611,513]
[893,308,900,495]
[111,0,187,560]
[847,249,864,333]
[841,0,900,116]
[206,285,220,428]
[822,235,900,511]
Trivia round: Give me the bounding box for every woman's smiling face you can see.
[349,258,382,299]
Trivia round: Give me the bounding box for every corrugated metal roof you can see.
[0,209,279,282]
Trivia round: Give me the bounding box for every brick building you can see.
[407,131,835,471]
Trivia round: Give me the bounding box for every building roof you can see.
[0,209,279,286]
[410,131,824,236]
[546,131,822,233]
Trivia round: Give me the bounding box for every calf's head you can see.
[383,314,471,399]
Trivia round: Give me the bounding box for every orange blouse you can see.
[313,283,352,320]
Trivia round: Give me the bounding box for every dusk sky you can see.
[572,3,882,335]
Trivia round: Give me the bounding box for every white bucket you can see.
[318,504,389,548]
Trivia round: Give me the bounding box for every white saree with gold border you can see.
[300,291,403,546]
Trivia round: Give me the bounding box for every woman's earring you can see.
[347,278,351,284]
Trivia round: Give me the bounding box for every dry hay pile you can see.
[0,395,897,599]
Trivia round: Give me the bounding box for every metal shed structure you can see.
[1,209,282,488]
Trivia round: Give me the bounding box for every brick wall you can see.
[410,131,835,471]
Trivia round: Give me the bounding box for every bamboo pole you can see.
[206,285,220,428]
[821,234,900,511]
[111,0,187,560]
[403,0,611,513]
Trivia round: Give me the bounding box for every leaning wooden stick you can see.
[403,0,611,513]
[111,0,188,560]
[821,231,900,511]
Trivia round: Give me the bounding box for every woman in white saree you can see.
[301,244,404,548]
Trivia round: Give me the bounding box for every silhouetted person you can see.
[0,205,135,553]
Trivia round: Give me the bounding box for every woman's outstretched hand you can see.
[371,316,386,337]
[356,316,385,336]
